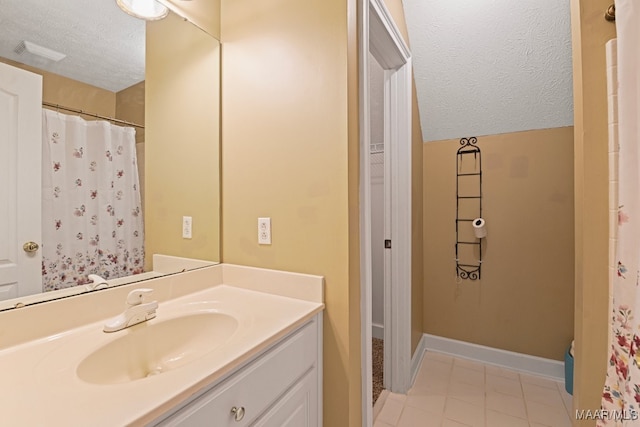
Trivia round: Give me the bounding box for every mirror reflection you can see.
[0,0,221,311]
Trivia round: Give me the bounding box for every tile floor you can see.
[374,351,573,427]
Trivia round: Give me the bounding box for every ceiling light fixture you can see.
[116,0,168,21]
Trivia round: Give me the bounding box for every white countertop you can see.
[0,264,324,426]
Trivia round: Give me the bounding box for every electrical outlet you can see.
[258,217,271,245]
[182,216,192,239]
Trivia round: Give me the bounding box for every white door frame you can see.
[359,0,412,424]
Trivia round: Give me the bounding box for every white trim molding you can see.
[410,334,428,386]
[359,0,374,420]
[368,0,411,65]
[386,55,412,394]
[368,0,413,396]
[420,334,565,382]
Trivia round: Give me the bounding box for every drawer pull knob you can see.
[231,406,245,422]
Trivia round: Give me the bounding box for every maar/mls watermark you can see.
[575,409,639,421]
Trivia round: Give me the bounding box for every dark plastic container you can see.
[564,346,574,395]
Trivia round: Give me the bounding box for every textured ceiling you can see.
[0,0,145,92]
[402,0,574,142]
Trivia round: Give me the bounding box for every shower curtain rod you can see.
[42,101,145,129]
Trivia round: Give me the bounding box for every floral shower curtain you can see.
[41,109,144,291]
[600,1,640,425]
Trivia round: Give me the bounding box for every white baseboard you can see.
[420,334,565,382]
[372,323,384,340]
[410,334,428,386]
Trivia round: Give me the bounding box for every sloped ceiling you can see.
[0,0,145,92]
[402,0,574,142]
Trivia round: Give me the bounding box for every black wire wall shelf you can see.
[455,137,482,280]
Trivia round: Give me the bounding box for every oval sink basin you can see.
[77,312,238,385]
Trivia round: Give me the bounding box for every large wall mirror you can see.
[0,0,221,311]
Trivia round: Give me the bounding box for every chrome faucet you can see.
[103,289,158,333]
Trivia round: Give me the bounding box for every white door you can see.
[0,62,42,301]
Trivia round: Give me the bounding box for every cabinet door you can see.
[154,319,318,427]
[253,369,317,427]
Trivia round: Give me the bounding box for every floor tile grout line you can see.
[396,398,406,427]
[382,352,570,427]
[518,372,534,424]
[483,363,488,427]
[556,380,573,419]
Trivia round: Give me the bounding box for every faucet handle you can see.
[126,288,154,306]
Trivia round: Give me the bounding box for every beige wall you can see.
[570,0,615,422]
[423,127,574,360]
[348,0,362,427]
[2,57,145,136]
[166,0,220,39]
[220,0,360,425]
[0,57,145,134]
[116,81,145,144]
[0,57,115,117]
[410,81,425,355]
[219,2,424,424]
[145,12,221,268]
[346,2,361,425]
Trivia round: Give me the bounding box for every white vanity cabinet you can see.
[152,314,322,427]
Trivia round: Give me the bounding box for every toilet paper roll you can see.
[473,218,487,239]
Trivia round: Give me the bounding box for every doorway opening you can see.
[359,0,413,424]
[368,51,386,405]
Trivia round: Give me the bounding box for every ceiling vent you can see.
[14,40,66,62]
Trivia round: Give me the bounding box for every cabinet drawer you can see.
[156,319,317,427]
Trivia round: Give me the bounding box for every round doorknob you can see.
[23,242,39,253]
